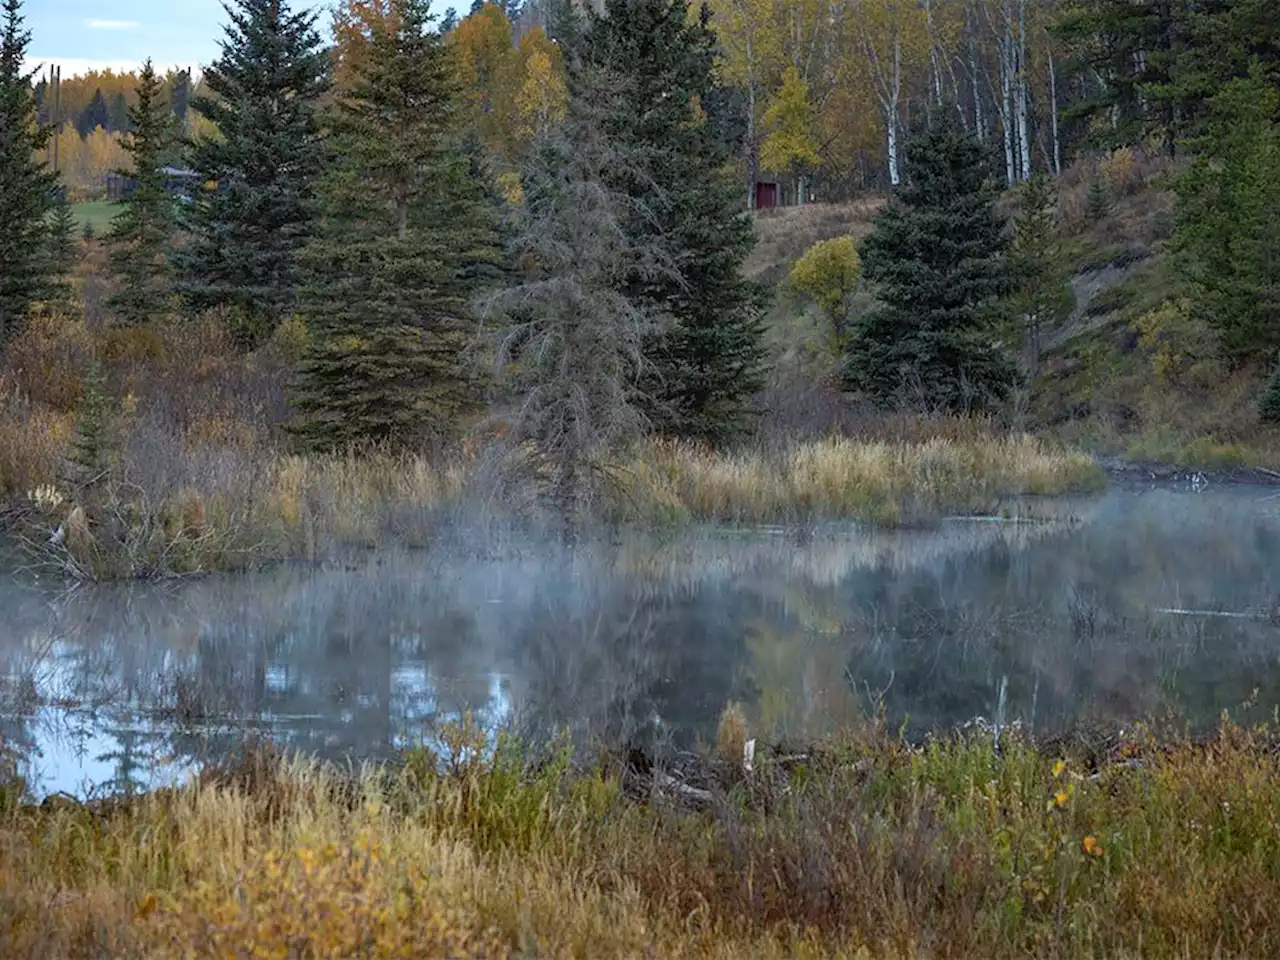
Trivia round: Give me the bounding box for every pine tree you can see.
[1175,69,1280,362]
[76,87,109,136]
[0,0,56,346]
[1086,172,1111,224]
[66,361,109,489]
[44,191,79,306]
[175,0,330,346]
[565,0,766,445]
[844,124,1016,412]
[109,91,130,133]
[1011,173,1067,380]
[106,60,175,326]
[289,0,502,452]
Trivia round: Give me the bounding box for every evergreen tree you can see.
[844,125,1016,412]
[46,192,77,273]
[44,191,79,307]
[106,60,175,326]
[168,68,191,122]
[0,0,56,346]
[1175,68,1280,362]
[1261,363,1280,425]
[1086,173,1111,224]
[485,65,676,540]
[564,0,765,445]
[109,91,130,132]
[1057,0,1193,155]
[290,0,502,451]
[1011,173,1067,380]
[76,87,109,135]
[175,0,330,346]
[66,361,109,490]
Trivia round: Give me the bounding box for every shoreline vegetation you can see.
[0,307,1103,583]
[4,709,1280,957]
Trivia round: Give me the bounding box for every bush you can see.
[1134,298,1221,387]
[787,235,861,324]
[1099,147,1146,197]
[1,312,95,412]
[0,395,74,497]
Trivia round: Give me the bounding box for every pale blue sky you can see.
[28,0,339,77]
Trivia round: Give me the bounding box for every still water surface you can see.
[3,485,1280,798]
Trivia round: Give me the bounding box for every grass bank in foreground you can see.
[3,714,1279,958]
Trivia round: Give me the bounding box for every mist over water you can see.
[3,484,1280,798]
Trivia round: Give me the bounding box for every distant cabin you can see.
[754,179,815,211]
[106,167,203,203]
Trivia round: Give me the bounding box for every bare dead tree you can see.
[479,68,681,543]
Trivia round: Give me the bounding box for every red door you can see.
[755,182,778,210]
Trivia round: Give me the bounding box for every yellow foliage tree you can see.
[448,2,521,168]
[761,67,822,203]
[789,235,861,325]
[38,126,128,197]
[515,28,567,147]
[707,0,783,206]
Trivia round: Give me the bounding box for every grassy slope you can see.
[752,167,1280,472]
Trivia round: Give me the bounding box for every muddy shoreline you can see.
[1097,454,1280,489]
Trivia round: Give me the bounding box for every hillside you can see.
[751,154,1280,472]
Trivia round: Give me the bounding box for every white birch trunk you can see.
[854,1,903,187]
[888,35,902,186]
[986,0,1018,186]
[1048,44,1061,175]
[1015,0,1031,181]
[746,31,757,210]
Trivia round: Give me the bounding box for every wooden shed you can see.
[754,180,779,210]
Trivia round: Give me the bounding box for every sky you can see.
[28,0,336,78]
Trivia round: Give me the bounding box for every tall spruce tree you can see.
[1175,68,1280,363]
[563,0,765,445]
[844,125,1016,412]
[76,87,109,136]
[0,0,56,346]
[44,191,78,307]
[1010,173,1067,381]
[289,0,503,451]
[176,0,329,346]
[106,60,175,326]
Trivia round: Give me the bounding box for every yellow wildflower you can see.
[1052,759,1067,778]
[1082,835,1104,857]
[1054,790,1069,808]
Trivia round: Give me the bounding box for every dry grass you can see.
[5,715,1280,958]
[627,434,1104,526]
[2,429,1102,579]
[747,199,885,286]
[0,311,1104,579]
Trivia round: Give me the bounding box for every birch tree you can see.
[707,0,780,207]
[851,0,925,186]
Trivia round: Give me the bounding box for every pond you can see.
[3,483,1280,798]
